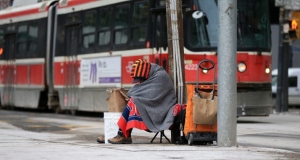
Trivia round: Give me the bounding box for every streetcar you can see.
[0,0,272,116]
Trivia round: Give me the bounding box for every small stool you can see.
[150,131,170,143]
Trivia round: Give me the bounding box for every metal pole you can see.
[166,0,186,144]
[217,0,237,147]
[282,10,290,112]
[276,8,289,113]
[276,7,284,112]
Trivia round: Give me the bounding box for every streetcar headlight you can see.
[237,62,246,72]
[265,67,270,74]
[202,69,208,74]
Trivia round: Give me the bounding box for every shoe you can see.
[97,136,105,143]
[108,135,132,144]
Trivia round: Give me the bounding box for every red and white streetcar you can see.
[0,0,272,116]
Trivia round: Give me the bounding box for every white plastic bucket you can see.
[104,112,122,144]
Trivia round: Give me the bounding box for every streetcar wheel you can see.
[8,105,14,110]
[54,106,61,114]
[188,133,193,145]
[207,141,213,145]
[70,109,77,116]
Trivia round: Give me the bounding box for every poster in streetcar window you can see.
[80,56,121,87]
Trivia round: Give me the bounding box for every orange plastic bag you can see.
[184,84,217,136]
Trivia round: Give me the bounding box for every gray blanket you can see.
[128,63,177,132]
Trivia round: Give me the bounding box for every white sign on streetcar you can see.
[80,56,121,87]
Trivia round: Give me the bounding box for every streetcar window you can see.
[188,14,211,47]
[0,29,3,46]
[0,29,3,45]
[98,8,112,46]
[185,0,271,52]
[98,31,111,45]
[155,13,168,50]
[28,23,38,52]
[67,14,79,23]
[99,9,111,30]
[237,0,271,49]
[18,25,27,41]
[132,28,147,43]
[114,5,129,29]
[132,2,149,43]
[17,25,27,54]
[114,5,129,45]
[115,30,128,44]
[187,1,218,48]
[83,12,96,49]
[132,2,148,26]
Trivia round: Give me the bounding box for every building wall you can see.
[291,39,300,68]
[271,24,300,70]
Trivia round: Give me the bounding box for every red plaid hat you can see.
[130,59,151,82]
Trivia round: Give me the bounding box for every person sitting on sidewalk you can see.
[97,59,176,144]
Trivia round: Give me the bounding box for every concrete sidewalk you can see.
[0,121,299,160]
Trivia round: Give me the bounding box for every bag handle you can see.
[195,59,216,100]
[120,89,129,101]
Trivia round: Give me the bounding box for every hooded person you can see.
[103,59,177,144]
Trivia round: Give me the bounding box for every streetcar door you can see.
[3,34,16,107]
[63,25,79,112]
[151,2,168,70]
